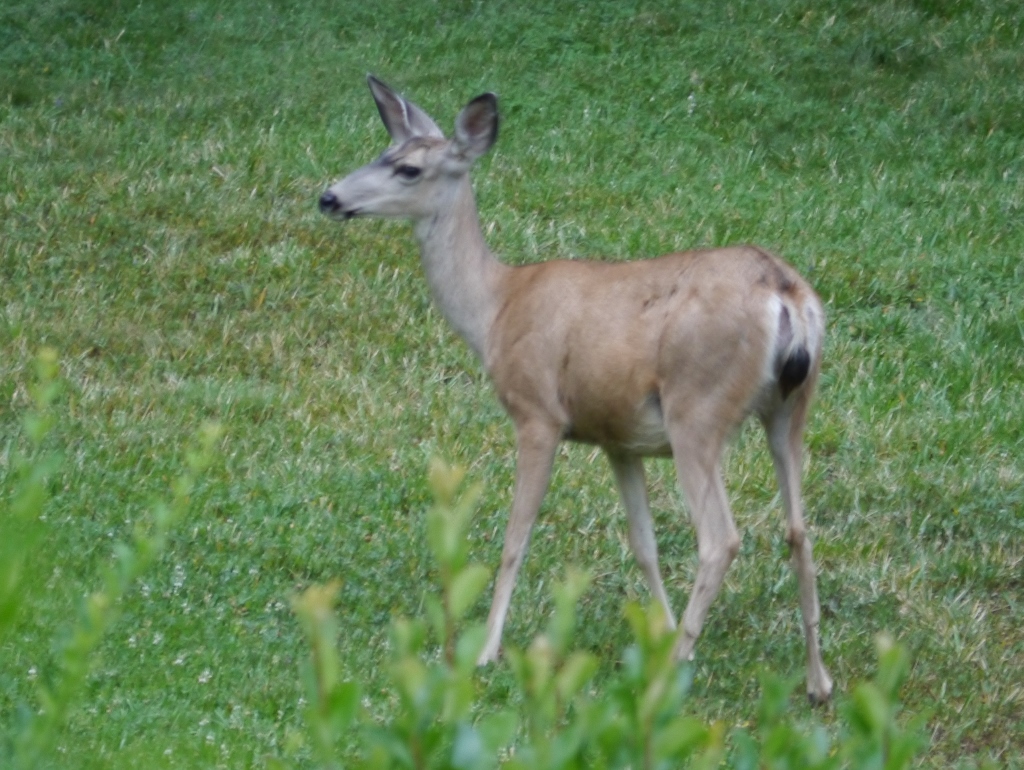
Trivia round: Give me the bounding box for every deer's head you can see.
[319,76,498,222]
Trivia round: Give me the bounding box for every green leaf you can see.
[452,723,485,770]
[654,715,709,760]
[424,595,447,646]
[618,643,646,692]
[455,623,488,671]
[448,564,491,621]
[555,651,599,702]
[548,568,591,653]
[326,680,360,732]
[443,676,477,724]
[623,601,649,645]
[505,647,527,687]
[525,634,555,693]
[428,457,466,507]
[874,634,910,699]
[391,617,427,658]
[756,670,800,726]
[426,504,451,567]
[392,658,428,708]
[729,728,758,770]
[477,709,518,753]
[850,682,889,737]
[887,733,922,770]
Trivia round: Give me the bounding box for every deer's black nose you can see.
[319,191,340,213]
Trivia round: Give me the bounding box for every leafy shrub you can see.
[0,350,221,768]
[287,460,928,770]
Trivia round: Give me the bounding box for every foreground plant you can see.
[0,348,62,645]
[290,459,516,770]
[290,461,926,770]
[0,349,222,768]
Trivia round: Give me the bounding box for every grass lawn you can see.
[2,0,1022,766]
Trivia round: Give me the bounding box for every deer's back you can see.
[484,245,820,451]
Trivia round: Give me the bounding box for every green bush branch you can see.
[289,461,928,770]
[0,350,222,768]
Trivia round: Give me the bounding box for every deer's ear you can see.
[367,75,444,143]
[452,93,499,161]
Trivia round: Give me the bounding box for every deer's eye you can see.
[395,164,422,180]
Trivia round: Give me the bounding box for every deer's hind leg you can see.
[663,410,741,663]
[763,388,833,703]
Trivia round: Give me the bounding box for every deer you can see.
[319,75,833,703]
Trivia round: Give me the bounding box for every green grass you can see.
[2,0,1022,766]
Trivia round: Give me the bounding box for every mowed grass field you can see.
[2,0,1022,766]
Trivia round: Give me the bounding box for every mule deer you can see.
[319,76,833,703]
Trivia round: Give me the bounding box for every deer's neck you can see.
[413,178,508,362]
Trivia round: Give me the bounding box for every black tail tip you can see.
[779,347,811,399]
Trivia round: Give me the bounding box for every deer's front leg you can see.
[607,452,676,629]
[477,422,559,665]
